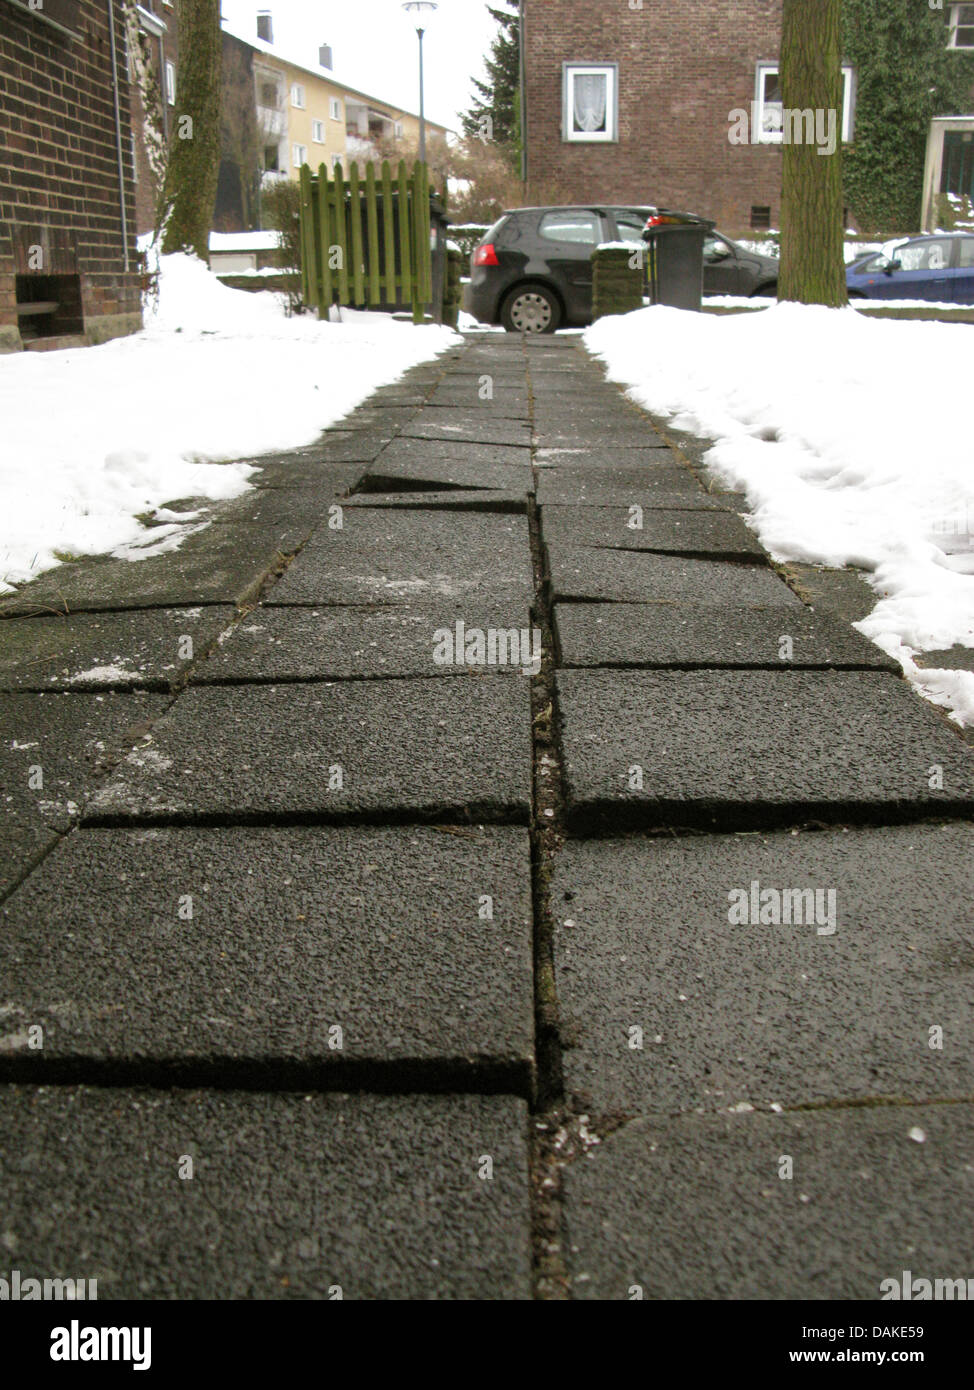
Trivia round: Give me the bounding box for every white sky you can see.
[220,0,501,130]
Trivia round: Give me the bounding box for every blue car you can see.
[847,232,974,304]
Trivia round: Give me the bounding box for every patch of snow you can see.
[584,302,974,725]
[0,253,459,594]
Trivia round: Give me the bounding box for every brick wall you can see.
[0,0,143,351]
[523,0,785,235]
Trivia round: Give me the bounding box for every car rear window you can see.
[538,210,602,244]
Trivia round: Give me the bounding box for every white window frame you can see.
[291,82,306,109]
[394,120,404,139]
[562,63,618,144]
[292,143,308,168]
[754,61,856,144]
[165,60,176,107]
[949,5,974,49]
[330,97,342,121]
[311,119,326,144]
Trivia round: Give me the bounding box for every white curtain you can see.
[573,74,607,133]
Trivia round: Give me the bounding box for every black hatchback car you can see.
[465,205,780,331]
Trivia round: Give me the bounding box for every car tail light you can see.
[473,243,500,267]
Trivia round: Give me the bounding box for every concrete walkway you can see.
[1,334,973,1300]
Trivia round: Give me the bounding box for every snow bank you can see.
[584,302,974,726]
[0,253,458,592]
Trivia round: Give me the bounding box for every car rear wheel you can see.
[500,283,561,334]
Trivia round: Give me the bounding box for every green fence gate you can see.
[298,159,434,323]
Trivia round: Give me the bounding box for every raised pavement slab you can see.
[0,823,534,1087]
[551,823,974,1113]
[562,1102,974,1300]
[547,549,797,606]
[556,668,974,829]
[542,505,765,559]
[86,676,533,824]
[554,602,895,671]
[0,1086,532,1299]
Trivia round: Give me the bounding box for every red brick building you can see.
[0,0,143,352]
[522,0,810,235]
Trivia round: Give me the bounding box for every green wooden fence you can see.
[298,159,433,323]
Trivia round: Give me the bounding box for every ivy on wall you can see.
[843,0,974,232]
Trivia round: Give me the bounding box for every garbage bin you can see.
[641,209,716,311]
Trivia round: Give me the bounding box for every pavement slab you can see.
[554,602,896,671]
[402,417,533,447]
[425,386,530,413]
[556,668,974,829]
[268,510,533,607]
[197,603,536,682]
[0,606,235,692]
[0,824,534,1086]
[783,564,880,624]
[343,490,526,514]
[0,690,166,893]
[548,549,797,606]
[247,455,366,492]
[378,438,532,468]
[0,1087,532,1299]
[551,824,974,1114]
[0,523,306,617]
[534,447,687,471]
[562,1103,974,1300]
[542,506,765,559]
[85,676,533,824]
[536,467,733,508]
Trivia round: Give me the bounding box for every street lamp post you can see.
[402,2,438,164]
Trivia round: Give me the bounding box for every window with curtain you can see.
[563,65,618,143]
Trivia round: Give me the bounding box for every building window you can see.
[293,144,308,168]
[312,119,325,143]
[394,120,404,139]
[755,62,856,142]
[949,5,974,47]
[264,145,280,172]
[260,82,280,108]
[165,60,176,107]
[330,97,342,121]
[750,206,772,231]
[562,63,618,143]
[291,83,306,109]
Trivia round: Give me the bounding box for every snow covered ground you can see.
[584,302,974,726]
[0,253,458,593]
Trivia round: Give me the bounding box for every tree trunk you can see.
[160,0,223,259]
[778,0,847,306]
